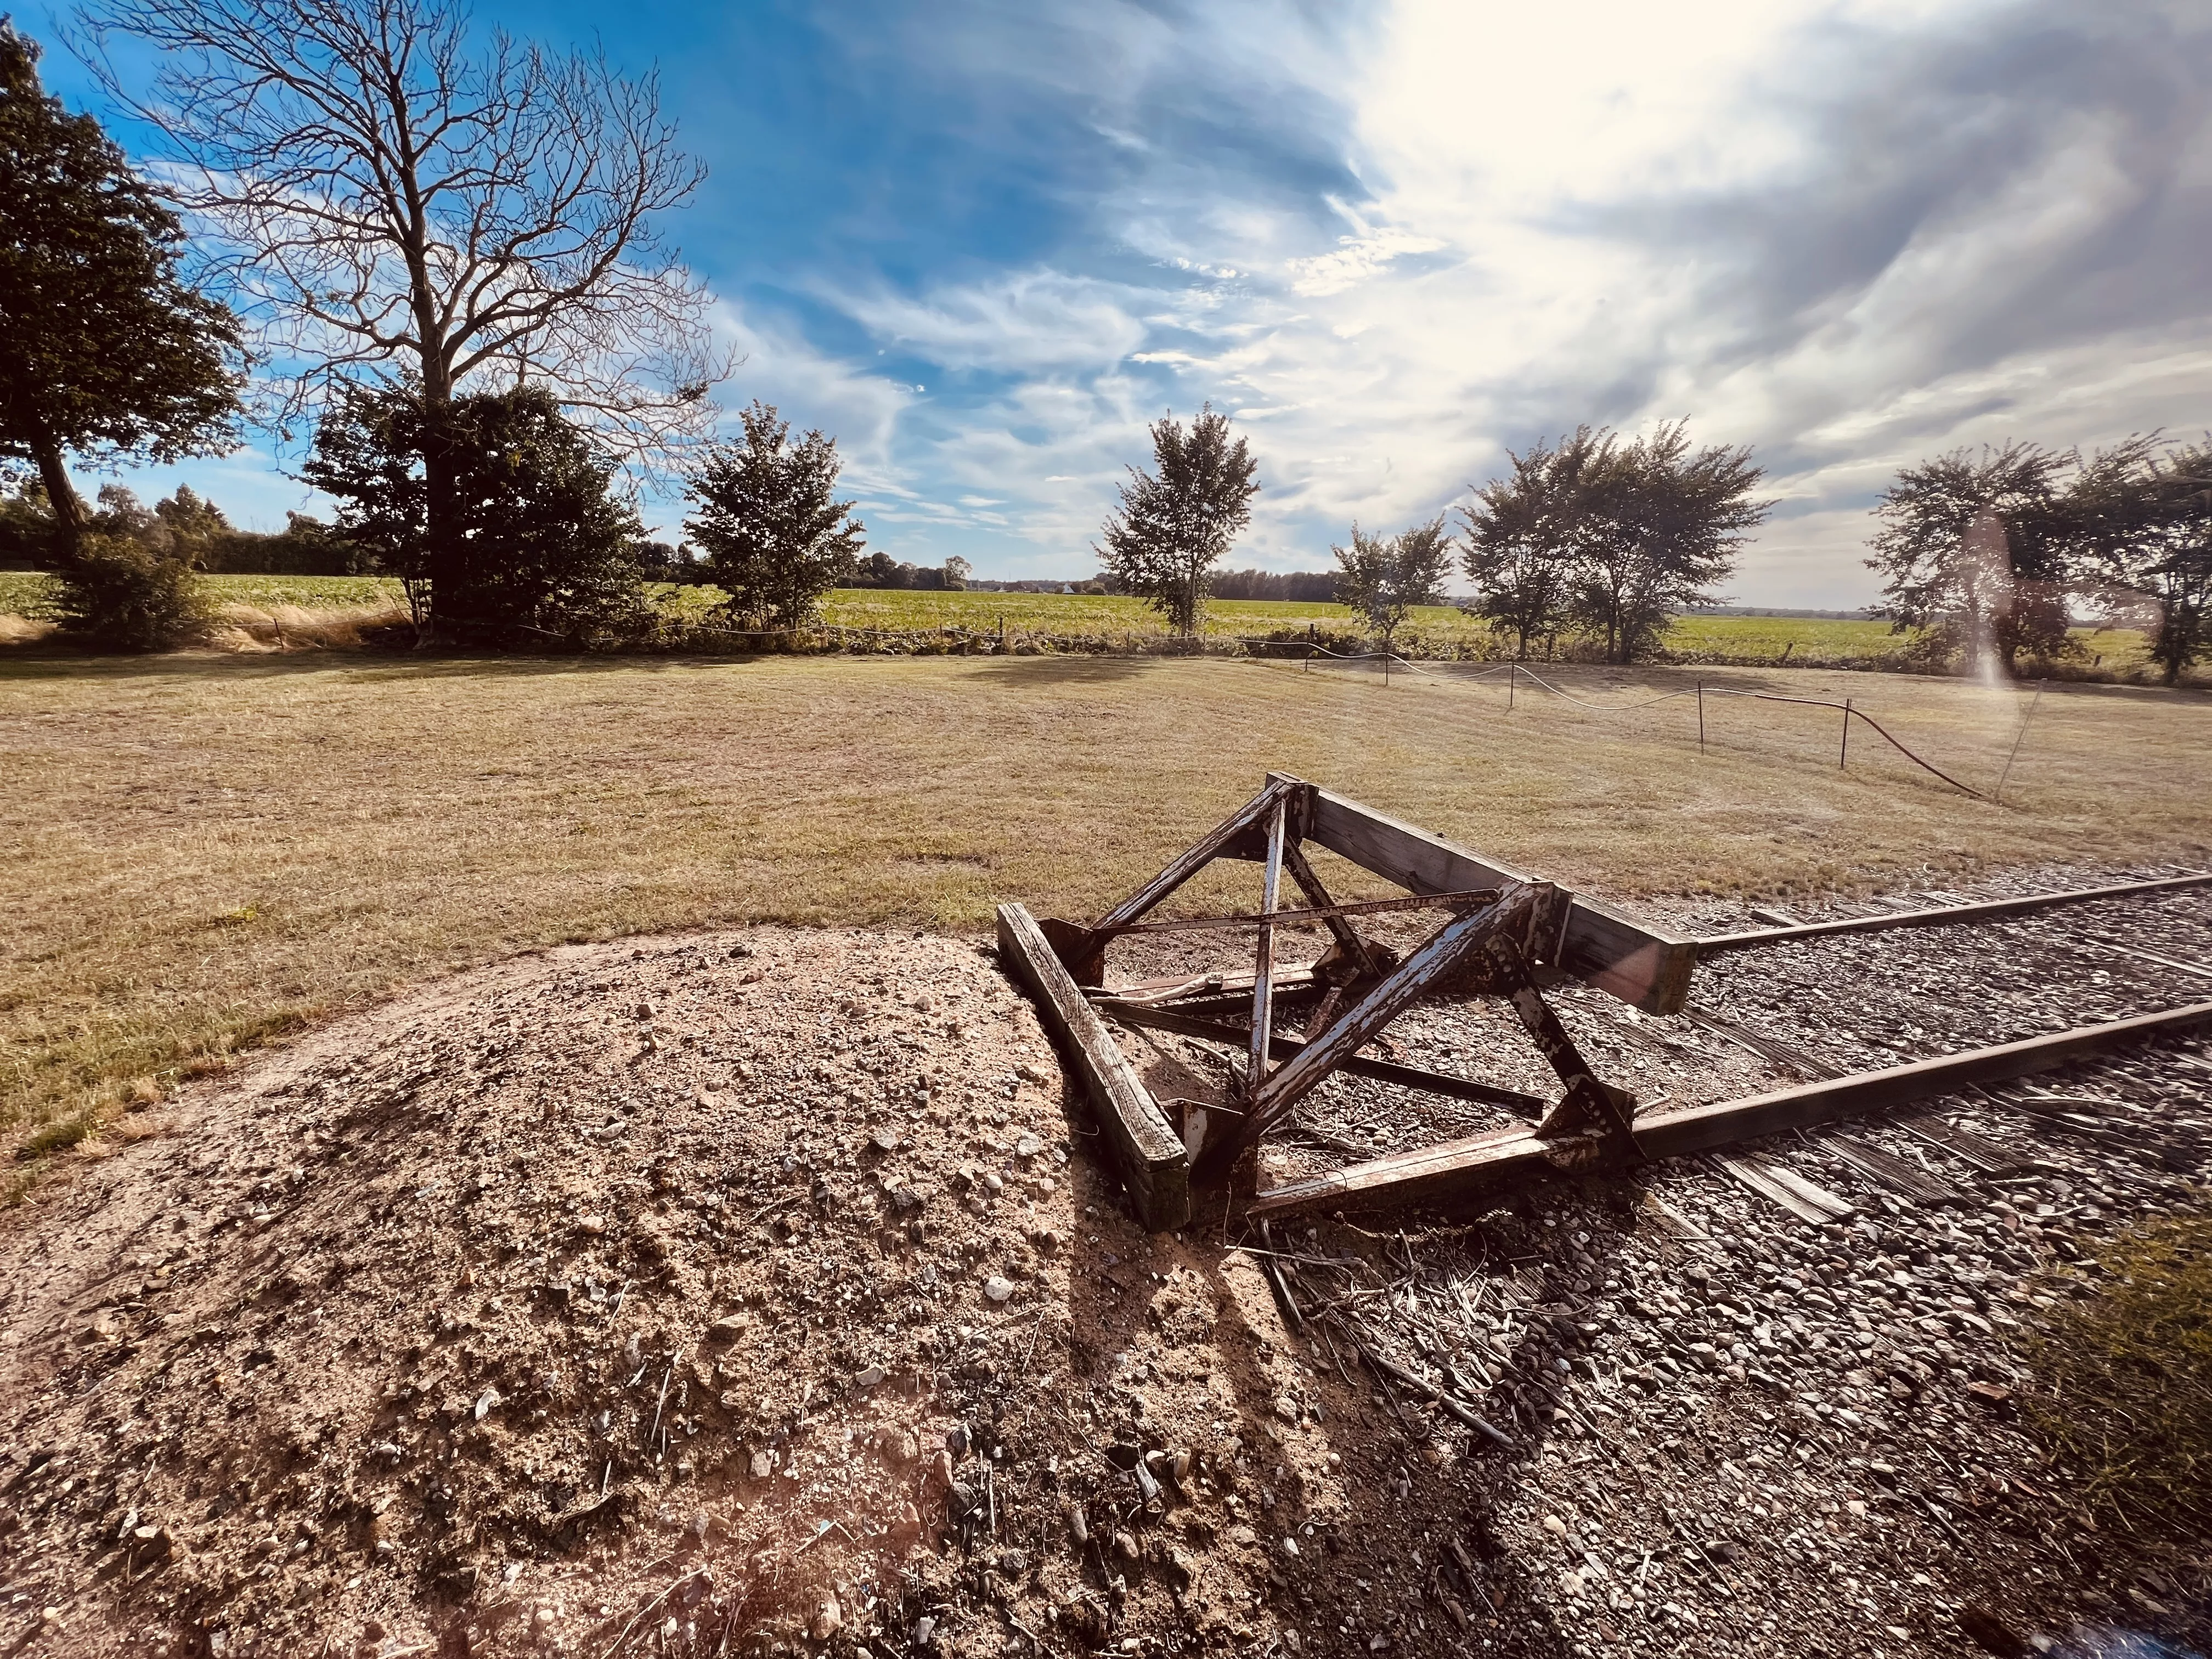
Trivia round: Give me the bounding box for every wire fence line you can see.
[1286,650,1994,799]
[364,606,1997,800]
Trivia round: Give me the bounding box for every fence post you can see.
[1839,698,1852,770]
[1508,662,1516,710]
[1697,680,1705,752]
[1994,683,2045,804]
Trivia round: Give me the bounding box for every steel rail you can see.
[1695,871,2212,954]
[1248,998,2212,1220]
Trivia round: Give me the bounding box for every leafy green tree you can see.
[2067,435,2212,685]
[684,401,865,631]
[0,19,239,562]
[303,380,646,641]
[152,484,229,565]
[1460,428,1605,657]
[1097,405,1260,636]
[1571,422,1765,664]
[1866,441,2072,674]
[1333,516,1452,652]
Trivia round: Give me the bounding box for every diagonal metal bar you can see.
[1092,887,1500,938]
[1250,798,1287,1087]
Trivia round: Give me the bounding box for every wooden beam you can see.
[1093,998,1549,1113]
[1247,999,2212,1221]
[1695,871,2212,955]
[1278,777,1697,1014]
[1097,776,1297,932]
[1211,885,1542,1169]
[997,902,1190,1231]
[1250,797,1288,1087]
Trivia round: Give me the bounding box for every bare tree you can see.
[76,0,729,623]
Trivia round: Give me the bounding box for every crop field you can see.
[0,573,2167,671]
[3,649,2205,1176]
[0,570,411,614]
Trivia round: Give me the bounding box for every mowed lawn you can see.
[3,651,2207,1170]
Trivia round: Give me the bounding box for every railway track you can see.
[1193,865,2212,1449]
[1183,871,2212,1655]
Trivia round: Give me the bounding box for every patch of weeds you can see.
[2024,1204,2212,1542]
[19,1112,95,1158]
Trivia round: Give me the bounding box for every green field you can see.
[0,571,410,614]
[0,572,2167,674]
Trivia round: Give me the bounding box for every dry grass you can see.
[2025,1208,2212,1542]
[2,651,2207,1169]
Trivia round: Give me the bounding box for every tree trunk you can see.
[417,373,464,646]
[30,432,86,566]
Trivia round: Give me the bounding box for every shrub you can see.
[48,531,210,650]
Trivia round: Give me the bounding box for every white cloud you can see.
[902,1,2211,600]
[838,270,1150,373]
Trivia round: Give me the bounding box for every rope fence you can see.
[1288,650,1991,799]
[365,605,2001,800]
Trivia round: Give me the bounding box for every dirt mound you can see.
[0,929,1345,1657]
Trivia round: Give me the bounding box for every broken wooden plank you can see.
[1093,997,1549,1113]
[1684,1011,1847,1079]
[1714,1153,1857,1224]
[1898,1113,2030,1174]
[996,902,1190,1231]
[1822,1134,1971,1205]
[1103,965,1320,1002]
[1280,775,1698,1014]
[1695,871,2212,955]
[1246,999,2212,1220]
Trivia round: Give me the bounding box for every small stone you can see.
[1015,1063,1048,1084]
[1543,1515,1570,1539]
[1272,1395,1299,1423]
[889,1430,919,1464]
[913,1615,936,1647]
[853,1364,885,1389]
[809,1594,842,1641]
[984,1275,1015,1303]
[872,1127,900,1153]
[575,1214,606,1236]
[1281,1536,1301,1558]
[705,1316,745,1344]
[946,1425,971,1459]
[472,1387,500,1421]
[1114,1530,1141,1562]
[1231,1524,1257,1545]
[1016,1134,1042,1159]
[748,1451,773,1479]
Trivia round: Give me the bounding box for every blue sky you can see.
[36,0,2212,606]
